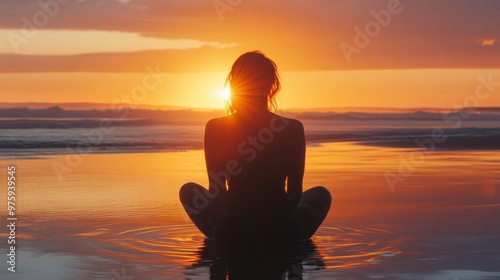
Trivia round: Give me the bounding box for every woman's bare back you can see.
[204,112,305,215]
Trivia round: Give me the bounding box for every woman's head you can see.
[225,51,280,114]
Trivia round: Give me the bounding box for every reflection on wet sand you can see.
[188,239,322,280]
[186,225,403,279]
[1,143,499,279]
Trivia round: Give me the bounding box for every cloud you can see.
[479,39,497,46]
[0,47,244,73]
[0,29,238,55]
[0,0,499,72]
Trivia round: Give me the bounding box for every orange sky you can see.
[0,1,500,109]
[1,69,500,109]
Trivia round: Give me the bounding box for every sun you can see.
[220,86,231,102]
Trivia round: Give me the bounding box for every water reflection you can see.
[88,225,398,279]
[187,238,324,280]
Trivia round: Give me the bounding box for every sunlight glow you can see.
[220,86,231,102]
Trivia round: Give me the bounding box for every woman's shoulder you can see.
[205,113,303,131]
[206,115,231,126]
[205,115,235,132]
[272,114,304,130]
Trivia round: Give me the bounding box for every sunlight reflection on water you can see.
[4,145,499,279]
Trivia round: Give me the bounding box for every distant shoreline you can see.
[1,106,499,156]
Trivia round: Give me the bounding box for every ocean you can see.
[1,108,500,156]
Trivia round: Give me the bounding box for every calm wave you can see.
[1,114,500,155]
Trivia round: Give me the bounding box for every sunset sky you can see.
[1,0,500,109]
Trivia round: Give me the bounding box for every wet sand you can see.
[0,142,499,279]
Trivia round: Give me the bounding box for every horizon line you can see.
[1,102,499,113]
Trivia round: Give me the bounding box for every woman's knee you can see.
[304,186,331,201]
[300,186,332,215]
[314,186,331,203]
[179,182,202,202]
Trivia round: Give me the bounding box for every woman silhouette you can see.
[180,51,331,243]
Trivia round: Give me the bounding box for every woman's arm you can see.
[286,120,305,208]
[204,119,227,207]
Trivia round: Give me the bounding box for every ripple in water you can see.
[109,225,203,266]
[95,224,399,275]
[313,226,401,269]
